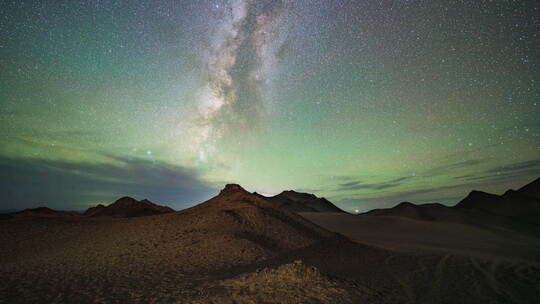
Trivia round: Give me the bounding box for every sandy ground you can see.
[0,187,377,303]
[300,212,540,304]
[299,212,540,261]
[1,186,539,303]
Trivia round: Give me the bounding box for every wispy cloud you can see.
[336,182,479,212]
[452,159,540,183]
[0,156,218,211]
[423,158,490,177]
[485,159,540,174]
[336,176,414,191]
[335,171,539,213]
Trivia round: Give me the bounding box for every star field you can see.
[0,0,538,212]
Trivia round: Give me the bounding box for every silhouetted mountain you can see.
[364,202,449,221]
[3,182,540,303]
[83,204,106,216]
[188,184,337,253]
[456,179,540,224]
[11,207,81,218]
[258,190,344,213]
[455,190,503,211]
[517,177,540,199]
[0,213,13,220]
[363,178,540,227]
[86,197,174,217]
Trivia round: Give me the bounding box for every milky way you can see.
[192,0,290,163]
[0,1,538,212]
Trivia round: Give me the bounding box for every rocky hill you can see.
[10,207,81,218]
[455,178,540,224]
[258,190,344,213]
[84,197,174,217]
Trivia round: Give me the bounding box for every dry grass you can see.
[189,260,378,304]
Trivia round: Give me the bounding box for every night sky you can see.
[1,0,538,212]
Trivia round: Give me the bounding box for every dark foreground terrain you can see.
[1,181,540,303]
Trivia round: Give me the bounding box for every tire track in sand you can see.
[431,253,451,299]
[469,257,520,303]
[384,255,415,304]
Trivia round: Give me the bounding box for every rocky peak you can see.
[395,202,416,208]
[220,184,248,195]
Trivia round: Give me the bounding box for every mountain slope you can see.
[83,204,106,216]
[259,190,345,213]
[2,182,539,303]
[364,202,446,221]
[85,197,174,217]
[184,184,338,254]
[359,178,540,227]
[455,179,540,225]
[0,184,354,303]
[517,177,540,199]
[10,207,81,218]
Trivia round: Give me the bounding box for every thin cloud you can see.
[485,159,540,174]
[452,159,540,183]
[337,176,414,191]
[423,158,490,177]
[0,156,218,212]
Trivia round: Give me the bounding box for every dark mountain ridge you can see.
[2,182,540,303]
[257,190,345,213]
[455,178,540,225]
[10,206,81,218]
[85,196,175,217]
[364,178,540,229]
[517,177,540,199]
[2,197,175,219]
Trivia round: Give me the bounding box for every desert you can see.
[1,1,538,302]
[1,180,540,303]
